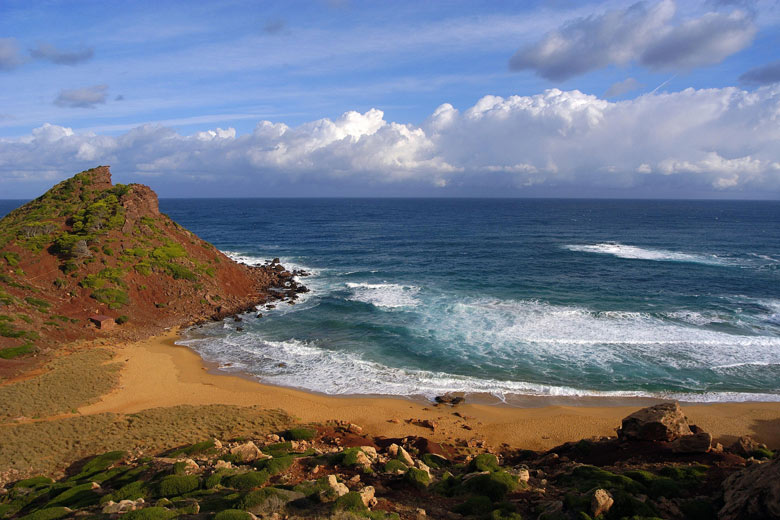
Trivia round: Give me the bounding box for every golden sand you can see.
[77,330,780,451]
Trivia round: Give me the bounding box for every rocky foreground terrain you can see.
[0,166,306,379]
[1,403,777,520]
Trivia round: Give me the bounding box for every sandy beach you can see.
[79,330,780,451]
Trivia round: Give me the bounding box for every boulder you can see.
[359,485,377,507]
[591,489,614,517]
[229,441,267,462]
[319,474,349,502]
[730,436,766,458]
[719,458,780,520]
[617,402,692,441]
[672,431,712,453]
[102,498,145,514]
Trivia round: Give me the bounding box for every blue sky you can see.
[1,0,779,198]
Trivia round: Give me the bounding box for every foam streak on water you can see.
[566,243,730,266]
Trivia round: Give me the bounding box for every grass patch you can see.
[0,349,120,420]
[157,474,199,497]
[287,427,316,441]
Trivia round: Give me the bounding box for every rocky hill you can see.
[0,166,303,378]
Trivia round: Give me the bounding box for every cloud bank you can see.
[0,38,23,70]
[2,86,779,196]
[509,0,756,80]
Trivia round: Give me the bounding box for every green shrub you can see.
[385,459,408,473]
[3,252,20,267]
[47,482,101,508]
[170,439,216,456]
[100,481,148,504]
[116,315,129,325]
[19,507,71,520]
[157,474,199,497]
[287,427,316,441]
[261,442,292,458]
[0,342,35,359]
[468,453,500,473]
[405,467,431,490]
[226,471,269,491]
[205,469,234,489]
[123,506,178,520]
[75,450,127,480]
[462,470,518,501]
[13,476,53,489]
[24,297,51,311]
[333,491,368,513]
[257,455,294,475]
[239,487,294,509]
[90,288,129,309]
[214,509,252,520]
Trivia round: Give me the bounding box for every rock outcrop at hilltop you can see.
[0,166,303,377]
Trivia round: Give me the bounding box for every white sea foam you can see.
[178,333,780,403]
[565,243,729,266]
[345,282,420,308]
[420,298,780,375]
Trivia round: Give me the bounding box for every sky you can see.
[1,0,779,199]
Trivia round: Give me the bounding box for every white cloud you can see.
[1,86,780,194]
[509,0,756,80]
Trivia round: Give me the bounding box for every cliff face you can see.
[0,166,300,377]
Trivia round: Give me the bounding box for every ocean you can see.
[3,198,779,403]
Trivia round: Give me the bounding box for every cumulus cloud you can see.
[30,42,94,65]
[54,84,109,108]
[740,59,780,85]
[605,77,642,98]
[2,86,780,195]
[509,0,756,80]
[0,38,24,70]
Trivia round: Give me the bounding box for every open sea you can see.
[3,198,780,403]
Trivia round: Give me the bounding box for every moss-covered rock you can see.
[256,455,294,475]
[46,482,101,508]
[384,459,408,474]
[405,467,431,490]
[462,470,518,501]
[468,453,500,473]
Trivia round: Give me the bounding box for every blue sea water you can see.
[3,198,779,402]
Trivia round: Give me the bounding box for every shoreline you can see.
[79,329,780,451]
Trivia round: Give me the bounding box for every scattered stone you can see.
[90,482,101,490]
[411,419,438,431]
[229,441,267,462]
[617,402,693,441]
[214,460,233,470]
[360,446,378,461]
[388,418,401,424]
[591,489,614,517]
[213,439,223,449]
[347,423,363,434]
[516,468,530,482]
[101,498,145,514]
